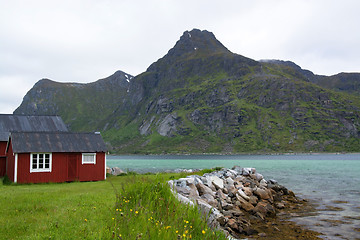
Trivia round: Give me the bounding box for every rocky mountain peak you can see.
[166,29,230,58]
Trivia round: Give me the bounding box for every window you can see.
[31,153,52,172]
[82,153,96,164]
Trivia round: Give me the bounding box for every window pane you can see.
[83,154,95,164]
[32,154,37,169]
[39,154,44,168]
[44,155,49,169]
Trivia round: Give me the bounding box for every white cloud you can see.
[0,0,359,113]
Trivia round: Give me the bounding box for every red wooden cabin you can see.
[0,115,107,183]
[6,132,107,183]
[0,114,68,178]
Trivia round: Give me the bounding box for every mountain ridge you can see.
[14,29,360,153]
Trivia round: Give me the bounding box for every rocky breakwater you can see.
[168,166,320,239]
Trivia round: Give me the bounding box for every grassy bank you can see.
[0,173,227,239]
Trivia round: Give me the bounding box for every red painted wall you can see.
[0,157,5,177]
[16,152,106,183]
[78,152,106,182]
[0,142,7,156]
[6,140,15,182]
[0,142,6,177]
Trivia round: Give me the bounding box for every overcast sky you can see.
[1,0,359,114]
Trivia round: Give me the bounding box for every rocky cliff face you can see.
[14,29,360,153]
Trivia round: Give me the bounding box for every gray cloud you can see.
[1,0,359,113]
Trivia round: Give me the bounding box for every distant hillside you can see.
[15,29,360,154]
[15,71,133,131]
[261,59,360,95]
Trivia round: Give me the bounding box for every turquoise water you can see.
[107,154,360,239]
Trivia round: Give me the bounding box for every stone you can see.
[173,191,194,206]
[242,167,256,176]
[259,179,268,188]
[196,199,222,228]
[268,179,278,184]
[111,167,125,176]
[226,177,235,185]
[249,195,259,205]
[216,189,227,200]
[258,232,267,237]
[210,175,224,189]
[252,201,276,217]
[227,218,239,231]
[242,187,253,196]
[201,193,218,207]
[187,182,200,200]
[231,165,242,174]
[217,215,227,226]
[275,202,285,209]
[254,188,271,200]
[221,201,234,211]
[196,182,214,196]
[225,209,244,217]
[236,194,255,212]
[201,176,217,191]
[238,189,250,201]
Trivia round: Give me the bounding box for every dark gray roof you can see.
[0,115,68,141]
[11,132,107,153]
[0,132,10,142]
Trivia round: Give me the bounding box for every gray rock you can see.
[201,193,218,207]
[253,188,271,200]
[196,199,222,228]
[111,167,125,176]
[157,113,178,137]
[268,179,278,184]
[226,177,235,185]
[236,194,255,212]
[196,182,214,196]
[238,189,250,201]
[210,175,224,189]
[255,173,264,181]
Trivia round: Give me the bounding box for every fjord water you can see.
[107,154,360,240]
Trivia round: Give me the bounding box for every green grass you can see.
[0,174,227,240]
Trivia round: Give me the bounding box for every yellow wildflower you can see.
[202,230,206,234]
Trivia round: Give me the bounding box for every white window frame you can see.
[82,153,96,164]
[30,153,52,173]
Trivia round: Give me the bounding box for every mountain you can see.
[261,59,360,95]
[14,29,360,154]
[15,71,133,131]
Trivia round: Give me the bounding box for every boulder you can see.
[236,194,254,212]
[210,175,224,189]
[111,167,125,176]
[216,189,227,200]
[242,187,253,196]
[252,201,276,217]
[238,189,250,201]
[196,182,214,196]
[196,199,222,228]
[201,193,217,207]
[254,188,271,200]
[227,218,239,231]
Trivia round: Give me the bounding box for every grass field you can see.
[0,172,227,240]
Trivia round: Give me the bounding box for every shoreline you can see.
[168,166,324,239]
[107,151,360,156]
